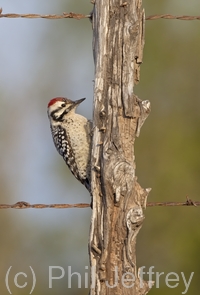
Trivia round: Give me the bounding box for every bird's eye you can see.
[61,103,66,107]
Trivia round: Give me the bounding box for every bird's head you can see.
[47,97,86,122]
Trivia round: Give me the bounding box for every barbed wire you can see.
[0,198,198,209]
[0,201,90,209]
[0,9,89,20]
[146,14,200,21]
[0,8,200,21]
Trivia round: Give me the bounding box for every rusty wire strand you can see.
[0,11,90,20]
[146,14,200,21]
[0,9,200,21]
[0,202,91,209]
[0,199,199,209]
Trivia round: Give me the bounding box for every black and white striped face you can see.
[47,97,85,122]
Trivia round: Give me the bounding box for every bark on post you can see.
[89,0,151,294]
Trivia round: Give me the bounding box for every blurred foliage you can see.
[0,0,199,294]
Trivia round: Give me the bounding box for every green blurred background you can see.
[0,0,199,294]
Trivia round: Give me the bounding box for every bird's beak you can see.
[74,98,86,105]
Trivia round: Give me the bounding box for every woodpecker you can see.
[47,97,92,191]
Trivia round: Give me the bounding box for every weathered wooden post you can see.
[89,1,152,294]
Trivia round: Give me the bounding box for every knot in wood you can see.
[113,161,135,202]
[126,207,144,227]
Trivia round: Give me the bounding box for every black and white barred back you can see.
[47,97,91,191]
[51,125,79,178]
